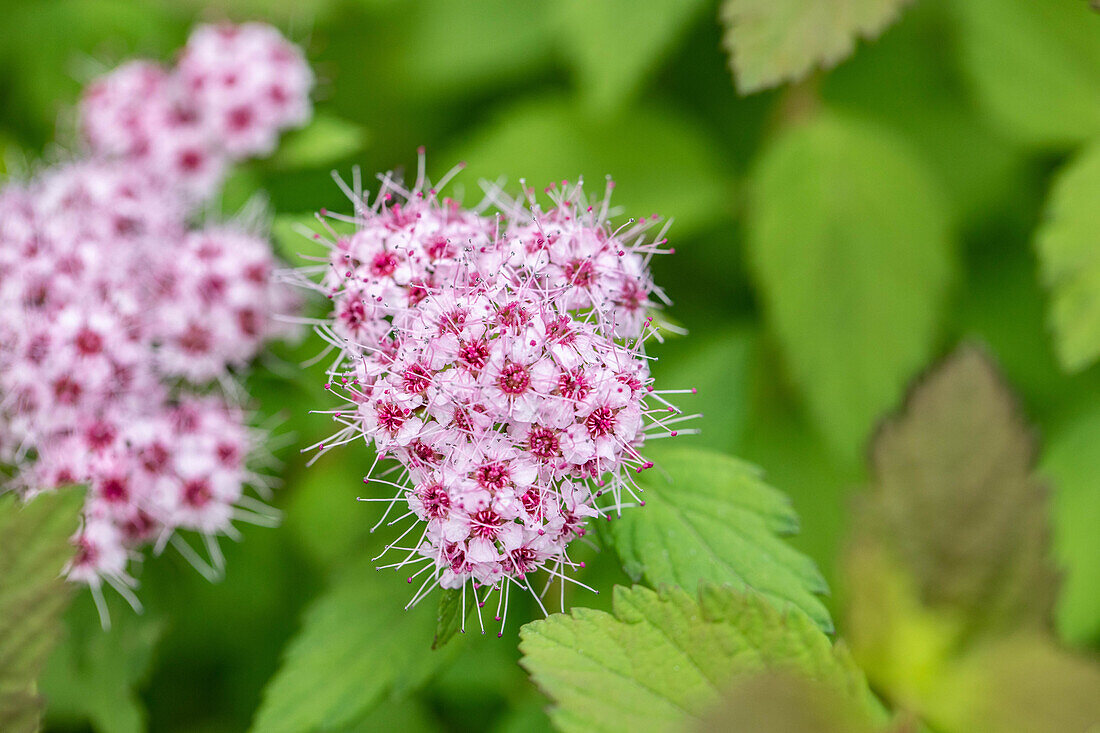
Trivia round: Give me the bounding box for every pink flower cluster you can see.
[0,23,311,614]
[80,22,313,199]
[295,161,694,631]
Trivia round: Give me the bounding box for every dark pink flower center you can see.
[565,259,596,287]
[457,339,489,371]
[418,483,450,520]
[182,478,212,508]
[585,406,617,438]
[100,476,128,502]
[402,363,432,393]
[498,362,531,395]
[558,368,590,401]
[85,420,117,451]
[74,328,104,356]
[53,376,82,405]
[470,509,503,539]
[178,323,212,354]
[375,402,409,433]
[370,251,398,277]
[527,426,560,460]
[475,462,510,492]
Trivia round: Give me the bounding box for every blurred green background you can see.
[3,0,1099,731]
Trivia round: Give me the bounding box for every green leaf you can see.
[432,588,471,651]
[746,112,954,458]
[553,0,711,112]
[861,345,1058,633]
[720,0,914,93]
[1036,140,1100,372]
[610,446,832,631]
[519,584,875,733]
[40,595,164,733]
[648,326,755,454]
[392,0,554,97]
[821,0,1026,224]
[923,633,1100,733]
[949,0,1100,147]
[445,95,731,238]
[251,558,458,733]
[1041,407,1100,644]
[269,114,368,170]
[0,0,180,141]
[0,488,84,732]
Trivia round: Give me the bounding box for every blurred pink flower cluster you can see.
[0,23,312,614]
[295,161,694,630]
[81,22,313,199]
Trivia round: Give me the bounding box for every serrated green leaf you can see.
[720,0,913,94]
[445,95,730,238]
[553,0,710,112]
[519,584,875,733]
[1036,140,1100,372]
[269,114,368,170]
[862,345,1058,633]
[923,633,1100,733]
[0,488,84,732]
[949,0,1100,147]
[251,557,458,733]
[41,594,164,733]
[1041,407,1100,644]
[610,447,832,631]
[746,112,954,458]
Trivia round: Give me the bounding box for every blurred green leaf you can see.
[648,326,754,453]
[41,595,164,733]
[746,112,954,458]
[1041,408,1100,644]
[843,541,964,713]
[446,95,731,238]
[251,557,458,733]
[720,0,913,93]
[269,114,368,170]
[341,696,444,733]
[923,633,1100,733]
[519,584,875,733]
[554,0,710,111]
[949,0,1100,147]
[490,696,553,733]
[1036,140,1100,372]
[0,488,83,733]
[861,345,1058,633]
[695,670,879,733]
[0,0,180,142]
[432,588,471,650]
[822,0,1025,224]
[283,449,375,570]
[392,0,554,97]
[611,446,832,631]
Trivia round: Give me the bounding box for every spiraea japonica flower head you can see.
[0,22,313,620]
[79,22,313,199]
[291,156,697,634]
